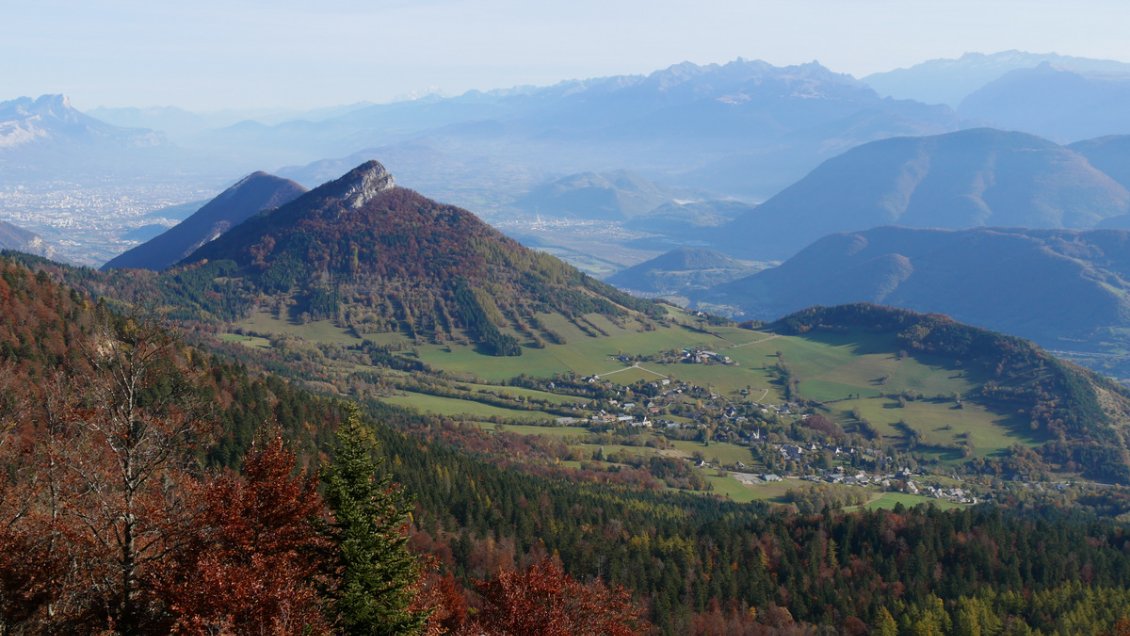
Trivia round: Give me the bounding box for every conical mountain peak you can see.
[320,160,396,208]
[102,170,306,271]
[173,160,656,356]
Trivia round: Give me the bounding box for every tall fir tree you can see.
[324,404,428,635]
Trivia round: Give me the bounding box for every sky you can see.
[5,0,1130,111]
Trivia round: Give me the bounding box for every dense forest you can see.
[0,257,645,634]
[5,257,1130,633]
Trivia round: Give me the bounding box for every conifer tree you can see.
[874,607,898,636]
[324,404,428,635]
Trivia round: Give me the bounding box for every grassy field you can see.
[705,475,808,503]
[476,423,592,438]
[415,313,742,382]
[227,306,1046,470]
[218,333,271,349]
[460,382,588,406]
[646,361,778,397]
[236,311,362,346]
[669,439,754,465]
[703,475,762,503]
[381,391,559,422]
[860,492,964,511]
[829,397,1042,459]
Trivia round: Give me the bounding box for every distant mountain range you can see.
[864,50,1130,106]
[959,64,1130,142]
[14,52,1130,271]
[102,172,306,271]
[700,226,1130,374]
[707,128,1130,260]
[605,247,758,296]
[0,95,162,151]
[209,59,960,200]
[516,171,679,220]
[87,102,376,142]
[0,95,179,181]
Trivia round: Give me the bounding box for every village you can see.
[534,350,981,507]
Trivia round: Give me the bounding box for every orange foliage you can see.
[472,557,649,636]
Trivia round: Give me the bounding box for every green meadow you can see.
[381,391,558,422]
[223,306,1046,468]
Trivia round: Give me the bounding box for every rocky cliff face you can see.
[318,160,396,209]
[0,220,54,259]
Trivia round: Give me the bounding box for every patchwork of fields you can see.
[226,306,1045,507]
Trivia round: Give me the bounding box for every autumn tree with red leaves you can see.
[0,316,213,633]
[473,557,649,636]
[162,433,333,635]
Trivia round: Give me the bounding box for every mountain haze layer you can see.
[0,95,182,182]
[1070,135,1130,192]
[214,59,959,200]
[864,50,1130,106]
[516,171,677,220]
[605,247,757,295]
[960,64,1130,142]
[704,227,1130,372]
[709,128,1130,260]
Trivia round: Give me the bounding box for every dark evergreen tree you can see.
[324,404,428,635]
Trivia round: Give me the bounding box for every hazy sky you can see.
[6,0,1130,111]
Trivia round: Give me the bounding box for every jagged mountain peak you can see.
[315,159,396,209]
[0,94,74,118]
[0,93,167,156]
[175,160,658,355]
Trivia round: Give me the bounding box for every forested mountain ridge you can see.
[102,171,307,271]
[769,304,1130,483]
[701,226,1130,378]
[176,160,661,355]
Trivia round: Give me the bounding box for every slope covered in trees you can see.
[173,161,661,354]
[6,256,1130,634]
[0,254,652,634]
[770,304,1130,483]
